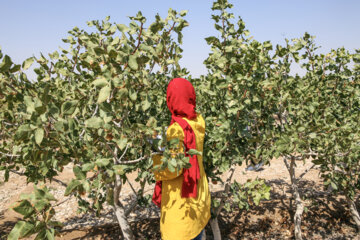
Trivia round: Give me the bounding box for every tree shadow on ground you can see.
[0,220,18,240]
[58,219,161,240]
[1,178,358,240]
[206,178,359,240]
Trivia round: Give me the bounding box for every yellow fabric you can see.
[152,114,211,240]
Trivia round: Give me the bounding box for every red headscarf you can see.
[152,78,201,207]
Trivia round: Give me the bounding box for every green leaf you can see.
[61,100,78,115]
[128,55,138,70]
[0,55,12,71]
[117,24,129,32]
[115,138,128,150]
[129,89,137,101]
[309,133,317,139]
[95,158,111,167]
[34,187,46,200]
[93,47,106,56]
[167,162,175,172]
[309,105,315,113]
[168,138,179,148]
[13,200,35,217]
[82,180,91,193]
[46,229,55,240]
[35,128,44,146]
[92,78,108,88]
[255,149,261,159]
[8,221,34,240]
[73,166,86,180]
[85,117,104,129]
[64,179,81,196]
[34,98,46,114]
[180,10,188,17]
[22,57,35,70]
[10,64,21,73]
[97,86,111,103]
[34,229,46,240]
[15,124,32,140]
[82,162,95,172]
[146,117,156,127]
[113,165,126,175]
[54,121,65,132]
[141,96,151,111]
[34,199,48,212]
[24,96,35,113]
[149,22,163,34]
[170,157,177,167]
[312,159,323,165]
[298,126,305,132]
[117,88,128,99]
[331,181,338,190]
[187,149,202,156]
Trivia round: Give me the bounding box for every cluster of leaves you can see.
[195,0,278,182]
[1,0,359,238]
[8,186,62,240]
[305,47,360,200]
[196,0,360,235]
[211,178,270,214]
[152,136,202,174]
[1,9,191,239]
[193,0,276,220]
[230,178,271,210]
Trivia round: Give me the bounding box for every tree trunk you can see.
[284,156,304,240]
[210,165,236,240]
[112,203,135,240]
[113,174,135,240]
[210,217,221,240]
[292,181,304,240]
[347,196,360,232]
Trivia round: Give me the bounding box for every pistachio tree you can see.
[196,1,358,239]
[1,1,359,239]
[194,0,274,238]
[1,9,189,240]
[306,46,360,231]
[268,34,320,240]
[273,35,360,238]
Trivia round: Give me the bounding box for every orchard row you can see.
[1,0,359,239]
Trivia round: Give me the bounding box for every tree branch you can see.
[53,195,73,207]
[123,22,144,70]
[215,165,236,217]
[299,164,315,180]
[0,151,20,158]
[132,22,144,55]
[80,105,98,138]
[118,144,129,162]
[125,179,146,216]
[9,170,67,187]
[2,121,18,126]
[120,155,147,165]
[3,82,21,95]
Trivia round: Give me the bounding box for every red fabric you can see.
[152,78,200,207]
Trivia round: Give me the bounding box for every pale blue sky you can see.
[1,0,359,77]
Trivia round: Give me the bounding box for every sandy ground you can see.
[0,157,359,239]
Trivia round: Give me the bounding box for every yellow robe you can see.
[153,113,211,240]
